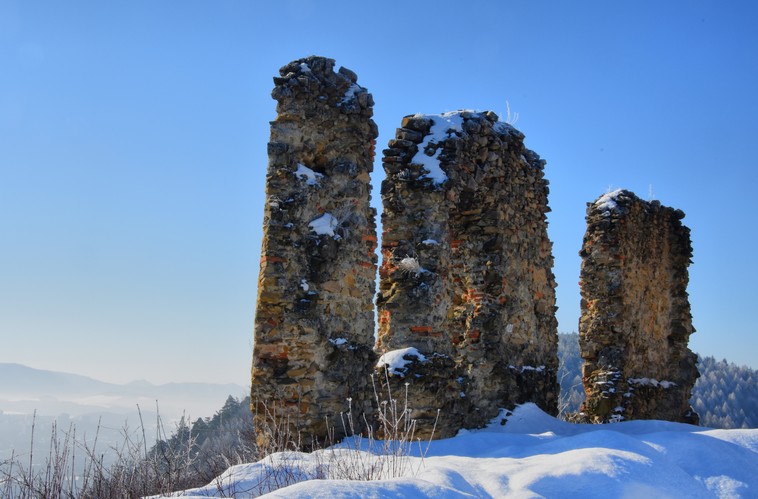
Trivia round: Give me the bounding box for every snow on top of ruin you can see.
[493,120,518,134]
[376,347,427,376]
[595,189,624,212]
[308,213,339,238]
[339,83,362,106]
[295,163,323,185]
[410,110,519,184]
[299,62,312,73]
[410,111,468,184]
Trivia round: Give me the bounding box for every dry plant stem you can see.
[0,401,255,498]
[28,410,35,492]
[4,381,441,497]
[138,404,148,459]
[246,373,440,493]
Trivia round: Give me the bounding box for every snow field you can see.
[160,403,758,498]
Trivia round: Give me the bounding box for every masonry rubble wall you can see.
[578,189,699,424]
[250,56,378,444]
[376,111,559,438]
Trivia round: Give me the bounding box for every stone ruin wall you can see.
[251,57,701,444]
[578,189,699,424]
[250,56,378,444]
[376,111,559,437]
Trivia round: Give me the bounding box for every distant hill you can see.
[0,362,247,418]
[0,363,113,397]
[0,363,248,463]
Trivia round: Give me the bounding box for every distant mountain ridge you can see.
[0,363,114,396]
[0,362,247,418]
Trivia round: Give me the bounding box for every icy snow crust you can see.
[375,347,427,376]
[308,213,339,238]
[628,377,677,389]
[294,164,323,186]
[159,403,758,498]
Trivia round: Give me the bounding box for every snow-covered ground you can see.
[158,404,758,498]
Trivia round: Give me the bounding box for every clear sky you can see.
[1,0,756,385]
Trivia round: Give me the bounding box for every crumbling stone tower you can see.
[376,111,559,437]
[251,56,378,444]
[578,189,699,424]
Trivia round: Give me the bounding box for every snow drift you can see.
[158,403,758,498]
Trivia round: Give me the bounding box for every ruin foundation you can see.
[578,189,699,424]
[376,111,560,437]
[250,56,379,445]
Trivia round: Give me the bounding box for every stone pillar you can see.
[251,56,378,445]
[578,189,699,424]
[376,111,559,437]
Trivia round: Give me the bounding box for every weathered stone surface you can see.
[578,189,699,424]
[251,56,378,445]
[376,111,559,438]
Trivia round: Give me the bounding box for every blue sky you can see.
[1,0,756,385]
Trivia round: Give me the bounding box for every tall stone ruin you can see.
[376,111,559,437]
[251,56,378,444]
[578,189,699,424]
